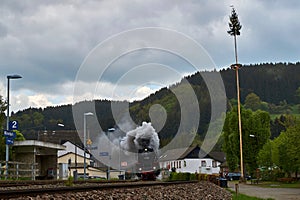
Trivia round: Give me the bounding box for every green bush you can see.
[65,176,74,186]
[190,173,197,180]
[169,172,198,181]
[259,168,285,181]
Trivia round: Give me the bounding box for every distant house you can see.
[158,146,226,175]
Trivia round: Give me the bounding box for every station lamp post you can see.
[6,74,22,179]
[107,128,115,180]
[83,112,93,180]
[58,123,78,179]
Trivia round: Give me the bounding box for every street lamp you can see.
[107,128,115,180]
[83,112,93,180]
[6,74,22,179]
[37,123,64,141]
[57,123,65,127]
[58,124,80,180]
[118,136,125,179]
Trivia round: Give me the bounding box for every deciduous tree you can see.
[223,107,270,174]
[244,92,262,111]
[272,117,300,177]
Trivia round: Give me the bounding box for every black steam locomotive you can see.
[136,147,160,180]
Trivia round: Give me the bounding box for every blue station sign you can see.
[3,130,16,139]
[9,120,18,130]
[5,138,14,145]
[99,152,109,156]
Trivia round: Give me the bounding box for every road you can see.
[227,181,300,200]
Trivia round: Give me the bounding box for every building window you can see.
[201,160,206,167]
[179,161,181,168]
[212,160,217,168]
[184,161,186,167]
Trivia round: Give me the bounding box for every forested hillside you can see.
[221,62,300,104]
[9,62,300,145]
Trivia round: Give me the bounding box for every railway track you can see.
[0,179,124,187]
[0,180,198,199]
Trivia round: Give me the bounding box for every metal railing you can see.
[0,161,38,180]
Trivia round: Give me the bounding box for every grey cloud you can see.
[0,23,8,38]
[101,49,196,85]
[0,0,299,111]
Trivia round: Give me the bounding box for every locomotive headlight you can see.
[153,166,156,170]
[139,168,142,171]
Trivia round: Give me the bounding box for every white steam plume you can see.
[120,122,160,155]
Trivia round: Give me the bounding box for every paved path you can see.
[227,182,300,200]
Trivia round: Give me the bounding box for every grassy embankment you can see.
[231,192,274,200]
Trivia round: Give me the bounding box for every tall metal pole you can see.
[83,114,87,180]
[119,136,121,175]
[107,128,115,180]
[107,130,111,180]
[5,74,22,180]
[75,132,77,172]
[83,112,93,180]
[5,78,10,180]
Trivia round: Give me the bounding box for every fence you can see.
[0,161,38,180]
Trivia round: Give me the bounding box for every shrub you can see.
[169,172,197,181]
[65,176,74,186]
[190,173,197,180]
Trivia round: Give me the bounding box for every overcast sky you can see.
[1,0,300,113]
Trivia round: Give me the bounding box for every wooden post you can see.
[236,66,244,181]
[16,163,19,180]
[235,183,239,195]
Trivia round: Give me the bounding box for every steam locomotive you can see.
[136,147,160,180]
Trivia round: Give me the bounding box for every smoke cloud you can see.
[120,122,160,155]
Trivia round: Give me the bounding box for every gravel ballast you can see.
[8,181,232,200]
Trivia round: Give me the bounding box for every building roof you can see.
[208,151,226,163]
[58,151,85,159]
[159,146,226,163]
[13,140,66,150]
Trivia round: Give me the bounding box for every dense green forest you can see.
[221,62,300,104]
[3,62,300,148]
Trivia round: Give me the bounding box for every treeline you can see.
[10,100,117,140]
[9,62,300,145]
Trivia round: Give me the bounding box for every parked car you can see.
[226,172,241,181]
[226,172,251,181]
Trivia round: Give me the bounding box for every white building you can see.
[159,146,226,175]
